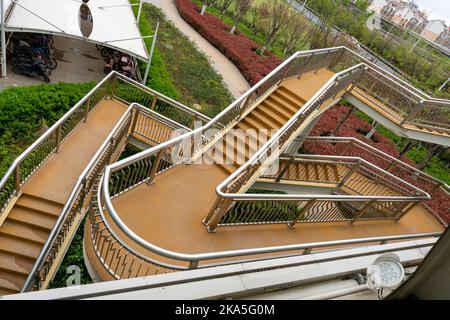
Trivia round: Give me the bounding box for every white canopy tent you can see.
[0,0,152,79]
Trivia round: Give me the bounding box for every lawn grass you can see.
[143,4,233,116]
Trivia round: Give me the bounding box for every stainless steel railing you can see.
[21,101,191,292]
[297,136,448,192]
[227,154,429,227]
[90,176,441,276]
[93,47,447,281]
[0,72,113,220]
[204,63,368,230]
[14,72,205,292]
[0,71,207,220]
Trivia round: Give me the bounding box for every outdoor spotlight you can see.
[366,253,405,289]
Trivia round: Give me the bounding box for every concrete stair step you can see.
[0,220,48,245]
[0,235,41,261]
[16,193,64,218]
[7,206,56,232]
[0,252,34,277]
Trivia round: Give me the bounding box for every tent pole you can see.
[0,0,6,78]
[137,0,143,24]
[142,21,159,85]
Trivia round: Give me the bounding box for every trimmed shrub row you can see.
[174,0,282,85]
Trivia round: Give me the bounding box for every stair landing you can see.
[88,163,442,277]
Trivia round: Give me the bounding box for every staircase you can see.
[0,194,63,295]
[275,161,342,183]
[1,47,449,294]
[206,86,307,175]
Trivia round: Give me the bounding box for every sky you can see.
[371,0,450,25]
[414,0,450,25]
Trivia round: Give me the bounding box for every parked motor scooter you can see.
[13,58,51,83]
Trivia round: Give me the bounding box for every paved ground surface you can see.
[144,0,250,98]
[0,36,105,90]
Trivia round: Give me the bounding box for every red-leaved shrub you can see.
[174,0,282,85]
[303,104,450,224]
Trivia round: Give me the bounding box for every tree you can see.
[218,0,233,14]
[247,3,264,35]
[280,10,311,55]
[200,0,217,15]
[259,0,289,55]
[230,0,253,34]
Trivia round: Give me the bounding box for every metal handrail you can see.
[298,136,449,189]
[113,73,212,123]
[340,47,450,105]
[20,102,185,292]
[95,173,441,265]
[277,154,430,199]
[96,46,448,272]
[215,63,367,198]
[0,72,115,193]
[106,47,345,170]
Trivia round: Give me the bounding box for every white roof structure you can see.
[1,0,148,60]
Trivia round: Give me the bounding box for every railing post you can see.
[329,49,345,70]
[338,161,360,188]
[190,115,197,130]
[84,96,91,123]
[110,73,117,99]
[401,100,425,125]
[298,54,313,79]
[279,60,292,85]
[188,260,199,269]
[150,95,158,110]
[14,164,21,193]
[204,197,233,233]
[394,201,419,222]
[147,149,164,185]
[130,108,139,135]
[108,137,116,164]
[350,200,374,224]
[288,199,316,228]
[55,125,62,153]
[275,157,293,182]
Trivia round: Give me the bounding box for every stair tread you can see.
[0,270,25,293]
[0,220,48,245]
[217,164,237,175]
[0,252,34,277]
[260,100,295,120]
[256,103,290,124]
[276,87,305,106]
[266,95,298,114]
[7,207,56,232]
[271,91,302,112]
[279,86,306,104]
[241,116,261,130]
[251,109,283,129]
[16,194,64,218]
[0,235,41,260]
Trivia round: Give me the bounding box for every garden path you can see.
[144,0,250,98]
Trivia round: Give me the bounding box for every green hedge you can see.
[0,82,95,176]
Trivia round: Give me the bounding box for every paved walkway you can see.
[144,0,250,98]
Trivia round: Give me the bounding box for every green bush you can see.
[0,82,95,175]
[48,218,92,288]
